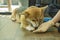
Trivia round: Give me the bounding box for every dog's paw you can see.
[25,25,35,31]
[11,18,16,22]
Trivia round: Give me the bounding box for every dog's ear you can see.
[25,12,30,16]
[39,5,48,12]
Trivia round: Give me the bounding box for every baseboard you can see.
[0,12,12,15]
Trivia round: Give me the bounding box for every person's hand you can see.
[33,20,54,32]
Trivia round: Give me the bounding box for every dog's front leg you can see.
[15,14,21,23]
[20,15,26,28]
[11,8,18,21]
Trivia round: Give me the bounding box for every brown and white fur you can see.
[11,6,48,31]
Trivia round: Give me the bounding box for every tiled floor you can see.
[0,15,60,40]
[0,15,11,18]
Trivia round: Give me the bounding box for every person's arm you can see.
[33,10,60,32]
[52,10,60,23]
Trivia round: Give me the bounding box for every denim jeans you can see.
[45,4,60,17]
